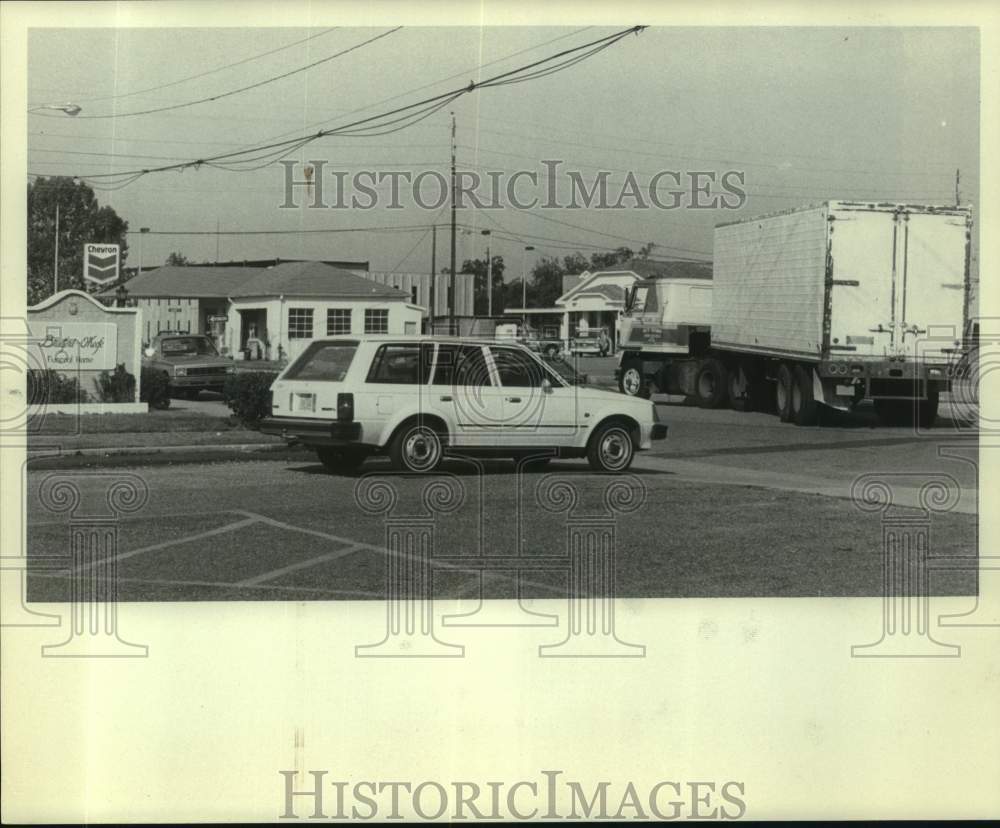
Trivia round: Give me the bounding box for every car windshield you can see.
[285,341,358,381]
[160,336,219,356]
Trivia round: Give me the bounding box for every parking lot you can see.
[25,376,979,603]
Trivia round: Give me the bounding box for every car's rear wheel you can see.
[389,422,445,473]
[587,421,636,472]
[316,447,368,474]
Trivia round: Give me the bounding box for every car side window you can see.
[490,346,546,388]
[433,344,492,388]
[366,343,433,384]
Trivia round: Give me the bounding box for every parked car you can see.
[520,327,564,358]
[570,329,612,357]
[142,333,236,399]
[260,335,666,474]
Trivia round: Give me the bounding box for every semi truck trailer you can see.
[616,201,973,427]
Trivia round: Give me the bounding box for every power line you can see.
[133,223,444,237]
[237,27,594,153]
[27,26,645,187]
[30,28,401,120]
[39,28,339,106]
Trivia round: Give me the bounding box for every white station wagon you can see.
[260,335,667,473]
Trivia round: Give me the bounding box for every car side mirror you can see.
[541,377,554,394]
[144,347,155,358]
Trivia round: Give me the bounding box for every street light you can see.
[29,103,82,117]
[522,245,536,327]
[481,230,492,318]
[138,227,150,277]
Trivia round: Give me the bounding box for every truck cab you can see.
[620,278,712,354]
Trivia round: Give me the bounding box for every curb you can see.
[27,441,302,469]
[29,441,288,459]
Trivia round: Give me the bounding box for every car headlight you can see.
[174,367,187,376]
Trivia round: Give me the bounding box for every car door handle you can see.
[439,395,453,402]
[506,396,522,403]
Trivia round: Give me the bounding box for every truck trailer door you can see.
[897,210,969,360]
[827,206,898,358]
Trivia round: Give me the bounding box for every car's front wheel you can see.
[389,421,445,473]
[586,421,636,472]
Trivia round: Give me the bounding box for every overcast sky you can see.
[27,25,980,275]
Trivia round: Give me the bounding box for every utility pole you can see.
[53,202,60,294]
[429,224,437,333]
[522,245,535,328]
[216,218,221,263]
[483,230,493,318]
[138,227,150,277]
[449,111,457,333]
[955,168,961,205]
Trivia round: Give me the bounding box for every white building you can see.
[508,259,712,349]
[105,261,424,362]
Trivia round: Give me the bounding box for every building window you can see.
[364,309,389,334]
[288,308,314,339]
[411,286,419,304]
[326,308,351,335]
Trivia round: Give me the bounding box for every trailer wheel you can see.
[694,359,729,409]
[918,389,940,428]
[619,360,650,398]
[776,364,794,422]
[791,365,820,426]
[728,366,748,411]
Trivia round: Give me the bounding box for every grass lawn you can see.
[27,407,284,451]
[34,409,244,434]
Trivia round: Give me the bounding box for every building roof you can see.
[102,260,409,301]
[575,283,626,302]
[100,265,261,299]
[187,257,369,272]
[230,261,408,300]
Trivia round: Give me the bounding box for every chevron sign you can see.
[83,243,120,286]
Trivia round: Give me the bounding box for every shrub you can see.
[26,369,90,405]
[223,371,278,427]
[96,363,137,403]
[140,366,172,410]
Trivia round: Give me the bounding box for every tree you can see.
[588,246,634,270]
[460,255,506,316]
[165,251,189,267]
[27,176,129,305]
[521,246,643,310]
[529,256,568,308]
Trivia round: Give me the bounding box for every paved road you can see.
[25,399,978,603]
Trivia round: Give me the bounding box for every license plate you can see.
[292,393,315,412]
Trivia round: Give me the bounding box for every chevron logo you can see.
[83,243,120,286]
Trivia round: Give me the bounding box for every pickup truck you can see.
[143,333,236,400]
